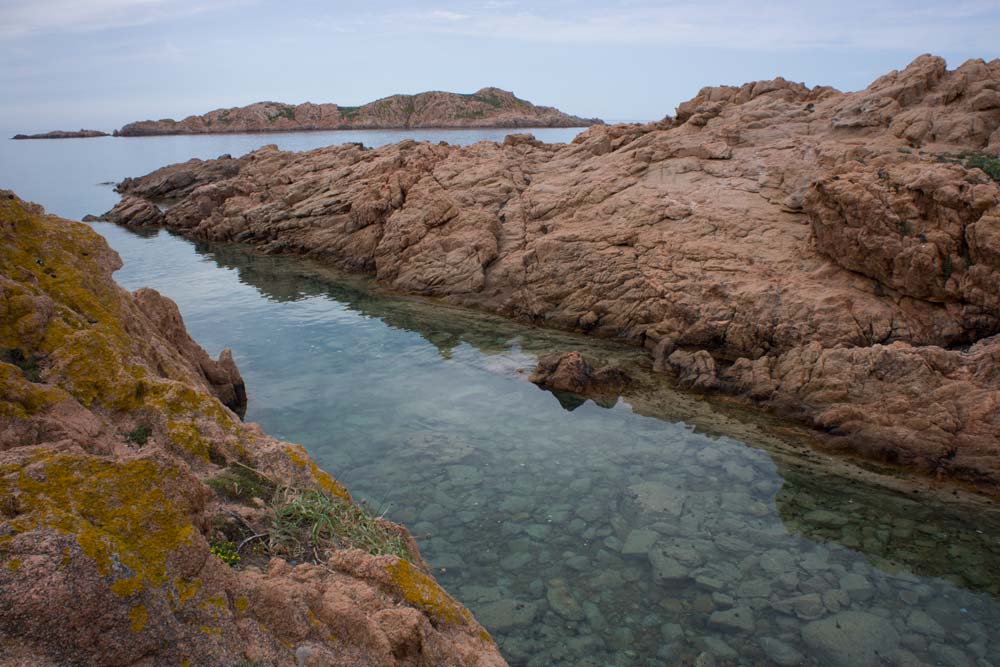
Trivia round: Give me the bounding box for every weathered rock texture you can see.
[0,192,505,667]
[105,55,1000,488]
[11,130,109,140]
[114,88,601,136]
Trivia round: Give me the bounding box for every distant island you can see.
[11,129,109,140]
[114,88,603,136]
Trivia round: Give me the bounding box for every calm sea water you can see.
[3,131,1000,667]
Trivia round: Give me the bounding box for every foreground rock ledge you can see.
[0,192,505,667]
[104,54,1000,489]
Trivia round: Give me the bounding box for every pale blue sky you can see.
[2,0,999,132]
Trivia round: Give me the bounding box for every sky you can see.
[2,0,999,132]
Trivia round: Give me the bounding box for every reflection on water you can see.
[102,224,1000,667]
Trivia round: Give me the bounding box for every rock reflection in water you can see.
[103,226,1000,667]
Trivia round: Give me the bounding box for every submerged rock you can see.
[801,611,901,667]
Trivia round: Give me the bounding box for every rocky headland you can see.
[113,88,601,137]
[102,55,1000,490]
[11,130,109,140]
[0,192,505,666]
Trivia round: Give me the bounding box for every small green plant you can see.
[269,488,410,562]
[1,348,41,383]
[206,463,277,504]
[210,540,241,567]
[125,424,152,446]
[964,153,1000,181]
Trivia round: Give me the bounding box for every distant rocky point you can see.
[11,129,109,140]
[114,88,603,136]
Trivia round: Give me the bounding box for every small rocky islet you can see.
[2,53,1000,667]
[10,130,110,140]
[10,88,602,141]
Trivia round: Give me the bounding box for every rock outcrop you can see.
[0,192,505,667]
[104,55,1000,488]
[114,89,601,136]
[529,351,630,407]
[11,130,109,140]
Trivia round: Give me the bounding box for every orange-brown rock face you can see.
[105,55,1000,488]
[114,88,602,136]
[0,192,505,667]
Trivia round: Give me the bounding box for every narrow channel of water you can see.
[98,223,1000,667]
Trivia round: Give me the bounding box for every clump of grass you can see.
[206,463,277,504]
[268,487,410,562]
[126,424,152,446]
[210,539,241,567]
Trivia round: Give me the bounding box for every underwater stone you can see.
[621,529,659,556]
[648,551,690,584]
[772,593,826,620]
[839,573,875,602]
[546,579,585,621]
[708,607,755,633]
[475,599,540,631]
[907,610,946,639]
[801,611,901,667]
[759,637,806,667]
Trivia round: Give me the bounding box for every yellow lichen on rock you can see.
[284,444,350,500]
[384,558,473,628]
[1,452,196,595]
[129,605,148,633]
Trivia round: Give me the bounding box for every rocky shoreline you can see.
[113,88,602,137]
[0,192,505,666]
[100,55,1000,491]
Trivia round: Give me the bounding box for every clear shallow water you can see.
[97,227,1000,667]
[4,132,1000,667]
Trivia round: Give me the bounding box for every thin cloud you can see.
[374,0,1000,52]
[0,0,250,40]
